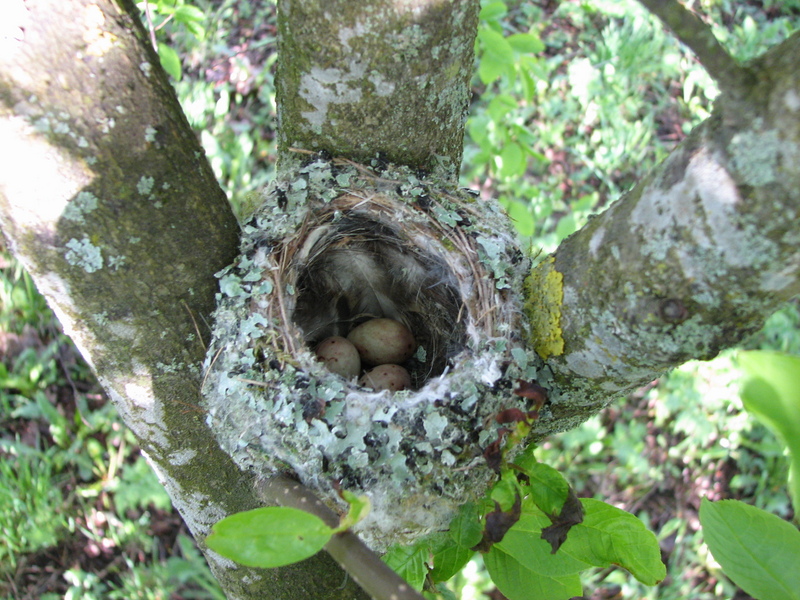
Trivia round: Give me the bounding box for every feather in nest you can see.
[291,212,465,385]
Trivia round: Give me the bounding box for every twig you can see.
[256,474,426,600]
[182,299,207,353]
[142,1,158,51]
[638,0,756,100]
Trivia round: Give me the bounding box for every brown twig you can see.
[141,1,158,51]
[256,474,427,600]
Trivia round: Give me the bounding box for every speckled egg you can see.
[315,336,361,379]
[347,318,416,366]
[359,364,412,392]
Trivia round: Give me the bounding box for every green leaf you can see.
[563,499,665,585]
[334,489,371,532]
[174,4,205,23]
[487,93,517,123]
[700,499,800,600]
[504,199,534,237]
[485,543,582,600]
[490,473,521,509]
[206,507,332,568]
[383,541,429,590]
[523,461,570,516]
[478,28,514,64]
[479,1,508,22]
[429,503,481,581]
[478,53,508,85]
[174,5,205,39]
[739,350,800,514]
[157,42,182,80]
[507,33,545,55]
[498,142,526,179]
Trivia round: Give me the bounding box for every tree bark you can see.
[0,1,367,598]
[276,0,480,182]
[525,31,800,432]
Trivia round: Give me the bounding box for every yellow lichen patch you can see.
[83,4,117,57]
[523,256,564,360]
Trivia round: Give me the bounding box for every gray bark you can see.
[276,0,480,182]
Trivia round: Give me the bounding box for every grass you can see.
[2,0,799,599]
[0,255,221,598]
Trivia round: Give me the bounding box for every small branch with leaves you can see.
[206,473,425,600]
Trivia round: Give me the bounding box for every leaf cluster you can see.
[386,448,665,600]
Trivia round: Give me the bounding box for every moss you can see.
[523,256,565,360]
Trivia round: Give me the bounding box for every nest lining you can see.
[203,160,544,548]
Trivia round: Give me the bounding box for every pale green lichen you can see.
[729,127,780,187]
[107,255,126,270]
[137,176,155,196]
[63,191,99,224]
[64,237,103,273]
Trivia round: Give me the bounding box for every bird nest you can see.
[202,157,545,548]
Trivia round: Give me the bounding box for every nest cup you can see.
[291,195,467,388]
[203,162,537,548]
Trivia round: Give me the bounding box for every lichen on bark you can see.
[276,0,480,181]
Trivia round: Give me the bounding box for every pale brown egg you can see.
[315,336,361,379]
[347,318,416,366]
[359,364,412,392]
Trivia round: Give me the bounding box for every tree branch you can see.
[524,32,800,431]
[638,0,757,100]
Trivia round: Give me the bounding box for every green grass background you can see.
[2,0,799,598]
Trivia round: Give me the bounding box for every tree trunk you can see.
[0,0,367,598]
[1,0,799,598]
[275,0,480,181]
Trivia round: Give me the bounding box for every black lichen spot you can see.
[456,210,472,227]
[302,397,325,423]
[372,152,391,172]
